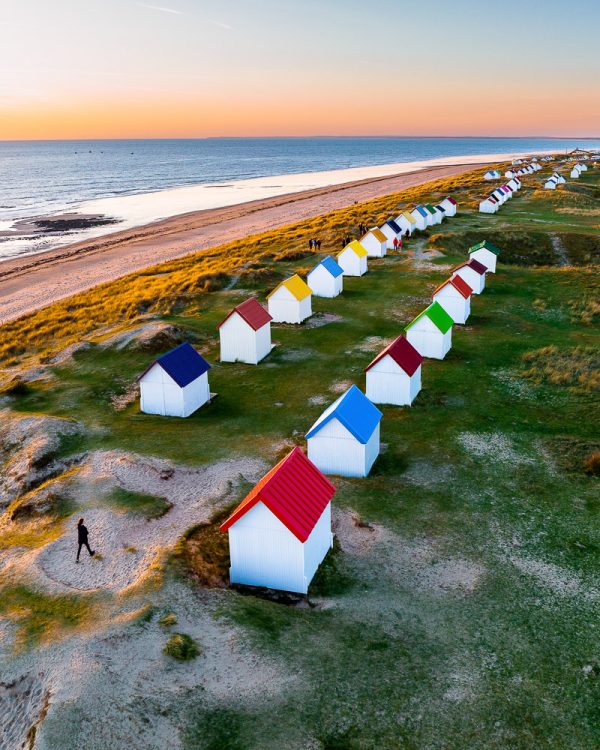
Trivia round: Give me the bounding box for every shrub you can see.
[163,632,200,660]
[583,451,600,477]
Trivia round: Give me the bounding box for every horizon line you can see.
[1,134,600,144]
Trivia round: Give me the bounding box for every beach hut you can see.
[395,211,417,235]
[218,298,273,365]
[306,385,382,478]
[578,163,588,171]
[484,170,501,180]
[570,165,582,178]
[452,258,487,294]
[425,204,442,225]
[505,169,516,179]
[435,204,447,221]
[410,205,428,231]
[507,178,520,192]
[421,205,435,227]
[267,274,312,324]
[479,196,497,214]
[500,185,512,200]
[307,256,344,298]
[468,240,501,273]
[361,228,388,258]
[365,335,423,406]
[432,276,472,324]
[556,173,566,184]
[338,240,368,277]
[491,188,506,205]
[138,342,211,418]
[440,196,458,217]
[379,219,402,249]
[219,447,335,594]
[544,177,558,190]
[405,302,453,360]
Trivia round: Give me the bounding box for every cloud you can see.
[137,3,183,14]
[207,19,233,30]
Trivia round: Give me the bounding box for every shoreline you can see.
[0,162,487,324]
[0,148,554,262]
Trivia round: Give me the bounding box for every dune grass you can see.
[106,487,172,519]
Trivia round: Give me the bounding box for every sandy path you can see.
[0,163,482,324]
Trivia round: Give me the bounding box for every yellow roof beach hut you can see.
[267,274,313,324]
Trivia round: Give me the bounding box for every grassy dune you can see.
[1,162,599,749]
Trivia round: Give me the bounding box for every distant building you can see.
[405,302,453,360]
[379,219,402,249]
[452,258,487,294]
[439,197,458,217]
[410,205,429,231]
[220,447,336,594]
[360,228,388,258]
[306,385,382,477]
[267,274,312,324]
[468,240,501,273]
[432,276,472,325]
[395,211,417,235]
[218,298,273,365]
[479,196,498,213]
[365,335,423,406]
[484,169,501,180]
[307,256,344,298]
[138,342,211,417]
[338,240,368,277]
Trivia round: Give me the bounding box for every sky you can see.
[0,0,599,140]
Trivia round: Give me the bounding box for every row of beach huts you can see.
[134,190,506,594]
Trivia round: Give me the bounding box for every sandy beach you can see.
[0,162,485,324]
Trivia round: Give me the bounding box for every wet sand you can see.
[0,162,483,324]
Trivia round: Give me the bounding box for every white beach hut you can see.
[220,447,335,594]
[491,188,506,205]
[338,240,368,277]
[307,256,344,298]
[479,196,497,214]
[405,302,453,360]
[425,204,442,225]
[410,205,429,231]
[432,276,472,325]
[570,165,582,178]
[379,219,402,249]
[138,342,211,418]
[440,196,458,217]
[544,177,558,190]
[360,228,388,258]
[484,170,501,180]
[395,211,417,236]
[267,274,312,324]
[306,385,382,478]
[468,240,501,273]
[218,298,273,365]
[507,178,520,192]
[452,258,487,294]
[365,335,423,406]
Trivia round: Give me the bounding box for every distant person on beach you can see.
[76,518,95,562]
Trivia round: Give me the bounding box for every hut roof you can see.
[469,240,501,257]
[138,342,210,387]
[313,255,344,278]
[218,298,272,331]
[341,240,368,259]
[306,385,382,445]
[368,228,388,243]
[267,274,312,301]
[401,211,417,223]
[365,335,423,377]
[406,301,453,334]
[433,276,473,299]
[219,447,335,543]
[385,219,401,233]
[453,258,488,275]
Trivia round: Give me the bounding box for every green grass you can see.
[1,161,599,748]
[0,585,94,649]
[106,486,171,519]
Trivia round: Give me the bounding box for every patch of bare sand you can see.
[332,508,383,556]
[304,312,343,329]
[457,431,536,465]
[329,379,354,394]
[36,450,266,593]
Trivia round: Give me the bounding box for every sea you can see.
[0,136,598,261]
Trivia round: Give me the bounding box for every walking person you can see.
[393,237,399,251]
[76,518,95,562]
[316,239,321,251]
[308,238,313,250]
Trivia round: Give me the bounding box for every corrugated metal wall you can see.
[366,357,417,406]
[307,418,376,477]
